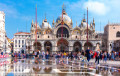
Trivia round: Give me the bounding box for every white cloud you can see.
[83,1,110,15]
[0,3,18,18]
[69,1,82,10]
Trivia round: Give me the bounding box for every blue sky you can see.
[0,0,120,39]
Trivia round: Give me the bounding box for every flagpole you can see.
[87,7,88,48]
[35,4,37,51]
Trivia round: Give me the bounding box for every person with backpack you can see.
[95,49,100,65]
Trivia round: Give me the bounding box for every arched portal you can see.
[73,41,82,52]
[44,41,52,53]
[33,42,41,51]
[56,27,69,38]
[57,39,69,52]
[84,42,93,51]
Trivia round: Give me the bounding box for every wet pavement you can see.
[0,57,120,76]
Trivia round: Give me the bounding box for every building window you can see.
[116,31,120,37]
[48,36,49,38]
[19,40,20,44]
[19,45,20,47]
[15,45,17,47]
[3,16,5,19]
[15,40,17,44]
[22,40,24,44]
[38,36,39,38]
[22,45,24,47]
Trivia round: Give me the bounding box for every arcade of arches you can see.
[33,38,100,52]
[32,40,98,52]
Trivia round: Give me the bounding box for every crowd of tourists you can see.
[0,51,9,58]
[10,47,120,65]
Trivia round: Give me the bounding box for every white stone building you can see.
[0,11,6,52]
[4,36,13,53]
[13,32,31,53]
[103,23,120,53]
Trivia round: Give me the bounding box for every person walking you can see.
[111,51,114,60]
[119,51,120,60]
[103,51,107,63]
[85,47,91,62]
[18,52,21,59]
[70,52,73,61]
[95,49,100,65]
[45,51,50,60]
[77,52,81,60]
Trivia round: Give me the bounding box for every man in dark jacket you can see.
[86,47,91,62]
[45,52,49,59]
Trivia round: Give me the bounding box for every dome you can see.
[43,22,51,28]
[42,19,51,28]
[56,14,71,23]
[79,20,90,28]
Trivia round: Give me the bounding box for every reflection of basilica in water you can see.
[14,5,101,53]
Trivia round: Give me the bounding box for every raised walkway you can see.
[89,59,120,66]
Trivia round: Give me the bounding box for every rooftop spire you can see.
[32,19,34,24]
[45,12,46,19]
[62,3,66,15]
[83,11,86,22]
[76,21,77,27]
[52,18,54,24]
[84,12,85,19]
[93,18,95,24]
[44,13,47,22]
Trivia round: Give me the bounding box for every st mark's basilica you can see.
[14,6,101,53]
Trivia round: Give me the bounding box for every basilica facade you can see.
[22,8,101,53]
[13,8,101,53]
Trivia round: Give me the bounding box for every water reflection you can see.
[0,58,120,76]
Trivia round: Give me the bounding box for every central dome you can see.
[79,19,90,28]
[56,14,71,23]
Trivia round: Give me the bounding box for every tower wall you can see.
[0,11,5,52]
